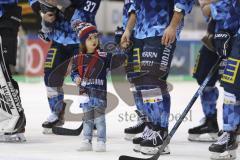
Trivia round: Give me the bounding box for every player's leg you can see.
[209,37,240,160]
[209,91,239,160]
[131,37,176,155]
[42,42,78,133]
[188,46,220,142]
[124,39,148,140]
[0,27,26,142]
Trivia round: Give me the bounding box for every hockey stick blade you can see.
[52,123,83,136]
[119,57,223,160]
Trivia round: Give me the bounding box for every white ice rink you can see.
[0,81,239,160]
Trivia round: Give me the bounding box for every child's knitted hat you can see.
[75,22,98,44]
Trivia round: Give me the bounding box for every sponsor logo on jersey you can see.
[214,33,228,38]
[221,57,240,84]
[160,45,172,71]
[141,60,153,67]
[86,78,104,86]
[142,51,157,58]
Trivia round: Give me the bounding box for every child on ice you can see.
[71,22,126,152]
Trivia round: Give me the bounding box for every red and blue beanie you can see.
[75,22,98,44]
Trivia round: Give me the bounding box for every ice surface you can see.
[0,81,239,160]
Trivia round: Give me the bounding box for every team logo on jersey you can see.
[221,57,240,84]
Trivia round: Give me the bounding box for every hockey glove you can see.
[40,2,58,14]
[213,31,232,57]
[201,33,215,52]
[38,30,50,42]
[115,26,124,45]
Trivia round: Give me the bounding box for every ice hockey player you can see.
[0,0,26,142]
[121,0,194,155]
[29,0,101,134]
[199,0,240,159]
[188,0,228,142]
[115,0,147,141]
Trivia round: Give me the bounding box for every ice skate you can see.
[0,112,26,143]
[188,116,219,142]
[42,103,65,134]
[42,112,64,134]
[124,110,146,140]
[218,127,240,144]
[209,131,238,160]
[132,124,154,152]
[0,128,26,143]
[140,127,170,155]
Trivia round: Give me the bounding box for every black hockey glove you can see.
[115,26,124,45]
[213,31,232,57]
[207,18,216,35]
[40,2,58,29]
[38,31,50,42]
[40,2,58,14]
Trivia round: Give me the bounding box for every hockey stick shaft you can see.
[119,57,223,160]
[152,58,222,160]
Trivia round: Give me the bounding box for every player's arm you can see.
[162,0,195,46]
[121,12,136,48]
[202,0,231,19]
[38,0,84,21]
[162,11,183,46]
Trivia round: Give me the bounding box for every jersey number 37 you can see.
[84,0,97,13]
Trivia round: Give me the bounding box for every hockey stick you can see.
[52,123,83,136]
[119,57,223,160]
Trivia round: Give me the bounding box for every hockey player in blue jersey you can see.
[115,0,148,141]
[0,0,26,142]
[121,0,194,155]
[204,1,240,159]
[29,0,101,134]
[188,0,234,142]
